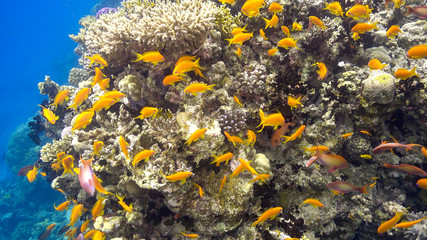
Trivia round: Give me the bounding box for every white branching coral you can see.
[71,0,219,67]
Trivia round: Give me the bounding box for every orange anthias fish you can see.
[385,0,405,9]
[323,1,343,17]
[288,96,302,109]
[257,109,285,132]
[181,232,199,238]
[259,29,268,40]
[132,149,156,167]
[282,125,305,143]
[185,128,207,145]
[345,4,373,21]
[54,200,70,211]
[234,95,244,107]
[224,131,244,146]
[99,90,126,101]
[116,194,133,212]
[268,2,283,13]
[225,32,253,46]
[217,175,227,196]
[89,98,117,112]
[383,163,427,177]
[417,179,427,190]
[351,22,379,34]
[161,171,193,185]
[302,145,329,153]
[281,26,290,37]
[211,152,234,166]
[85,54,108,69]
[92,196,106,220]
[277,38,300,50]
[99,78,110,91]
[26,164,39,182]
[299,198,324,208]
[173,58,205,77]
[135,107,159,120]
[407,44,427,59]
[394,67,420,80]
[312,62,327,80]
[133,51,165,66]
[50,90,69,110]
[386,25,402,38]
[39,105,59,124]
[37,223,56,240]
[377,212,404,234]
[119,136,130,160]
[368,59,387,70]
[72,110,95,132]
[67,87,91,111]
[92,141,104,157]
[68,204,85,227]
[271,122,295,146]
[193,183,204,198]
[292,22,303,31]
[306,142,348,172]
[326,181,368,194]
[268,48,278,56]
[235,46,242,57]
[62,155,75,176]
[232,25,248,35]
[251,207,283,227]
[395,217,427,228]
[93,174,113,195]
[308,16,327,30]
[92,67,105,87]
[263,14,279,29]
[241,0,265,17]
[163,75,183,86]
[249,174,271,184]
[184,83,216,96]
[239,158,259,175]
[245,130,256,147]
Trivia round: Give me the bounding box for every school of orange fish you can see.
[23,0,427,239]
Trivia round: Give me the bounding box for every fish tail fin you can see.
[132,52,144,62]
[380,63,387,69]
[159,169,166,178]
[301,146,309,152]
[282,135,292,143]
[85,56,94,67]
[372,22,379,30]
[256,109,265,132]
[251,220,259,227]
[410,67,419,77]
[296,96,302,104]
[404,6,414,16]
[263,18,270,29]
[384,162,392,168]
[360,184,369,194]
[225,38,233,46]
[62,168,74,176]
[207,84,216,90]
[210,155,218,164]
[322,2,330,10]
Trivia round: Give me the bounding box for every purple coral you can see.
[96,7,117,19]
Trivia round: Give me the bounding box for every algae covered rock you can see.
[362,72,396,105]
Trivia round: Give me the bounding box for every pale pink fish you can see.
[306,142,348,172]
[384,163,427,177]
[372,142,422,154]
[78,156,95,196]
[326,181,368,194]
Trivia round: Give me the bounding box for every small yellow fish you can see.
[71,110,95,131]
[50,90,69,110]
[323,1,344,17]
[351,22,379,34]
[302,145,329,153]
[61,155,75,176]
[268,48,278,56]
[85,54,108,69]
[26,165,39,182]
[173,58,204,76]
[346,4,373,21]
[54,200,70,211]
[282,125,305,143]
[133,51,165,66]
[132,149,155,167]
[160,170,193,185]
[99,78,110,91]
[292,22,303,31]
[395,217,427,228]
[92,67,105,87]
[245,130,256,147]
[251,207,283,227]
[281,26,290,37]
[312,62,327,80]
[309,16,327,30]
[377,212,403,234]
[193,183,204,198]
[288,96,302,109]
[257,109,285,132]
[181,232,199,238]
[385,0,405,9]
[239,158,259,175]
[39,105,59,124]
[67,87,91,111]
[299,198,324,208]
[119,136,130,160]
[268,2,283,13]
[92,141,104,157]
[163,75,183,86]
[185,128,207,145]
[249,174,271,184]
[135,107,159,120]
[259,29,268,40]
[341,132,353,138]
[241,0,265,17]
[211,152,233,166]
[225,32,253,46]
[368,59,387,71]
[407,44,427,59]
[360,130,372,136]
[263,14,279,29]
[234,95,243,107]
[89,98,117,112]
[116,194,133,212]
[386,25,402,38]
[277,38,299,50]
[352,32,360,41]
[235,47,242,57]
[224,131,244,146]
[394,67,419,80]
[184,83,215,96]
[217,175,227,196]
[68,204,85,227]
[360,154,372,159]
[231,25,248,36]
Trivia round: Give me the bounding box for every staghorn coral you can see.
[71,0,219,68]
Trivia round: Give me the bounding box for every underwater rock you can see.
[362,71,396,105]
[117,74,143,102]
[68,67,91,87]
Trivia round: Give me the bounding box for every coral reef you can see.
[21,0,427,239]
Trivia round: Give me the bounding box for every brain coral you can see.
[71,0,219,67]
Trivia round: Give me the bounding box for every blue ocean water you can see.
[0,0,97,239]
